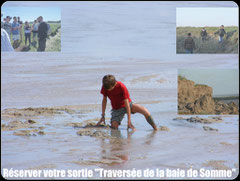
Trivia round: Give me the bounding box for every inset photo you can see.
[178,69,239,115]
[1,6,61,52]
[176,7,238,54]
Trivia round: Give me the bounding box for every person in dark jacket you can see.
[200,27,207,42]
[215,25,226,43]
[184,33,196,54]
[37,16,48,51]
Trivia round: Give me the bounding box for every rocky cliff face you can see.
[178,76,239,115]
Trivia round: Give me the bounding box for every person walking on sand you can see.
[11,17,20,49]
[200,27,207,42]
[215,25,226,43]
[96,75,158,131]
[184,33,196,54]
[24,21,31,47]
[37,16,48,51]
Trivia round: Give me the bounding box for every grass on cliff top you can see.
[178,75,210,88]
[178,75,188,81]
[194,84,209,87]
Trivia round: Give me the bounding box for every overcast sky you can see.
[179,69,239,97]
[176,7,238,27]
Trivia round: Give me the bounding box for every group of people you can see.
[184,25,227,54]
[1,14,49,52]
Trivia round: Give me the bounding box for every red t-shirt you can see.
[100,81,132,110]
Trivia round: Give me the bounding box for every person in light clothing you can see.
[11,17,20,49]
[1,28,14,52]
[1,27,27,52]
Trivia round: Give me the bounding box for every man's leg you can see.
[29,34,31,45]
[37,39,41,51]
[219,36,223,43]
[25,34,27,45]
[38,39,44,51]
[131,104,158,130]
[13,39,18,49]
[12,40,16,49]
[42,38,46,51]
[16,39,19,48]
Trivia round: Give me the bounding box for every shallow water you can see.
[1,107,239,179]
[1,1,239,179]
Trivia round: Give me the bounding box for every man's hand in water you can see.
[127,122,136,131]
[96,117,105,126]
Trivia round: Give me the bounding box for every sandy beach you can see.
[1,57,239,179]
[1,104,239,179]
[1,1,239,179]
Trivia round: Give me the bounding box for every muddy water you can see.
[1,105,239,179]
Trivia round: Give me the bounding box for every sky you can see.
[178,69,239,97]
[1,6,61,22]
[176,7,238,27]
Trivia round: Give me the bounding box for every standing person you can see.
[2,16,12,37]
[37,16,48,51]
[31,20,39,46]
[184,33,196,54]
[215,25,226,43]
[17,17,23,43]
[1,28,14,52]
[24,21,31,47]
[11,17,20,49]
[200,27,207,42]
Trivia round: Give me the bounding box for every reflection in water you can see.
[144,130,157,145]
[99,129,130,165]
[98,129,158,166]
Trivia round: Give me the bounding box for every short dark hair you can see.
[102,75,116,90]
[187,33,191,36]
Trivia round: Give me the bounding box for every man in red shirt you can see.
[97,75,158,131]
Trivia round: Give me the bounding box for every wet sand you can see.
[1,104,239,179]
[1,53,239,179]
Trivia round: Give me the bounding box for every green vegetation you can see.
[178,75,188,81]
[45,29,61,52]
[194,84,209,87]
[176,26,238,53]
[10,22,61,52]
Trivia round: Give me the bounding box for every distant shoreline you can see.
[213,96,239,107]
[213,96,239,100]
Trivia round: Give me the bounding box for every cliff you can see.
[178,76,239,115]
